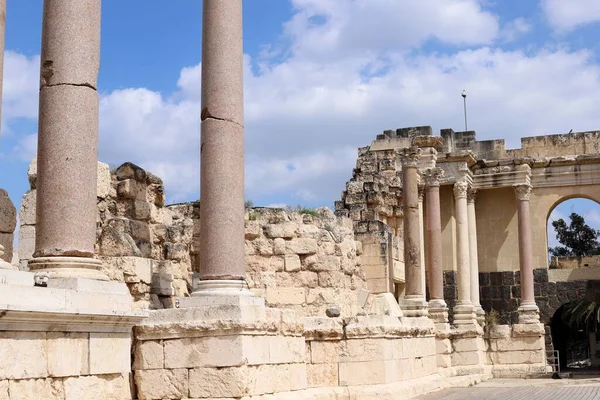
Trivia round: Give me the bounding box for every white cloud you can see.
[542,0,600,32]
[8,2,600,210]
[500,18,532,42]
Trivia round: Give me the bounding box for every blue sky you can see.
[3,0,600,249]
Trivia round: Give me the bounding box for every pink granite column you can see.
[515,184,539,323]
[194,0,247,295]
[425,168,447,322]
[453,180,477,325]
[399,147,427,316]
[467,188,484,323]
[28,0,106,280]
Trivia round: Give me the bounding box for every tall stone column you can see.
[418,184,426,298]
[514,184,539,323]
[424,168,447,322]
[28,0,107,280]
[399,147,427,316]
[194,0,248,296]
[453,180,476,325]
[467,188,484,323]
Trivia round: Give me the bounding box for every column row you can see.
[400,160,539,325]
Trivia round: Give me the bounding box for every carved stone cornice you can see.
[399,147,422,168]
[453,181,469,199]
[467,188,478,204]
[423,167,444,187]
[514,184,532,201]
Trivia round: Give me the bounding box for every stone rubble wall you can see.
[0,189,16,264]
[550,255,600,269]
[18,158,367,316]
[244,207,367,318]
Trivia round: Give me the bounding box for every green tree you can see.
[549,212,600,257]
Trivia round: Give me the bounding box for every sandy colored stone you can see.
[164,336,246,368]
[266,287,306,305]
[135,369,188,400]
[133,340,164,370]
[0,332,48,379]
[264,222,297,239]
[247,363,307,396]
[307,363,339,388]
[0,189,16,233]
[8,378,64,400]
[188,366,248,398]
[19,190,36,226]
[63,374,130,400]
[47,332,89,377]
[89,332,131,374]
[286,238,318,255]
[97,162,111,199]
[284,254,301,272]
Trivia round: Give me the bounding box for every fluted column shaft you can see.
[467,188,484,321]
[196,0,246,292]
[29,0,106,280]
[515,184,539,322]
[453,180,476,324]
[425,169,444,302]
[418,185,426,297]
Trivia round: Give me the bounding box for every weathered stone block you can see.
[47,332,89,377]
[310,341,343,364]
[64,374,130,400]
[9,378,64,400]
[266,288,306,305]
[284,254,301,272]
[247,363,307,395]
[286,238,318,255]
[264,222,297,239]
[0,332,47,379]
[268,336,305,364]
[307,363,338,388]
[491,349,545,365]
[133,340,164,370]
[189,366,248,398]
[89,332,131,374]
[164,336,247,368]
[135,369,188,400]
[0,381,6,400]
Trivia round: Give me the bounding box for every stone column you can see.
[453,180,476,325]
[424,168,447,321]
[399,147,427,316]
[467,188,484,323]
[194,0,248,296]
[514,184,540,323]
[418,184,427,298]
[28,0,106,280]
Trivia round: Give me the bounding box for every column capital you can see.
[418,184,425,201]
[467,187,478,204]
[399,147,422,168]
[453,180,468,199]
[514,184,532,201]
[424,167,444,187]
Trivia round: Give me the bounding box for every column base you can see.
[0,260,16,270]
[190,279,253,297]
[518,301,540,324]
[399,295,428,317]
[453,301,478,325]
[474,305,485,326]
[428,299,449,324]
[28,256,108,281]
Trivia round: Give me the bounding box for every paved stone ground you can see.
[416,378,600,400]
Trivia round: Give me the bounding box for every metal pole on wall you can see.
[461,89,468,131]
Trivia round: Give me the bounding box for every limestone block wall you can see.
[485,324,547,377]
[244,207,367,317]
[0,189,16,263]
[550,255,600,269]
[0,332,132,400]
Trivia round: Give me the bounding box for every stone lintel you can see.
[436,151,477,167]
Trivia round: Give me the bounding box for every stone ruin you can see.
[0,0,583,398]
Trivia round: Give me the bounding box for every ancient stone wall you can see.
[244,207,367,318]
[0,189,16,263]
